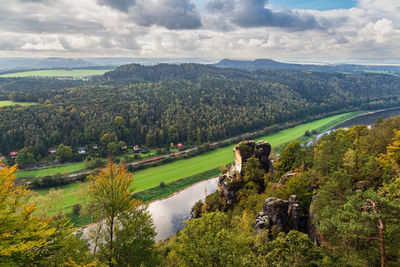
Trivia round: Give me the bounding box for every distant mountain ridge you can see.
[214,59,400,75]
[33,57,93,68]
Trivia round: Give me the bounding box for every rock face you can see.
[219,140,271,204]
[255,195,302,234]
[307,194,321,245]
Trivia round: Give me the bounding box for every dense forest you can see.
[1,64,400,158]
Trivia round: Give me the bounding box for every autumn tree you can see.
[0,164,92,266]
[86,160,157,267]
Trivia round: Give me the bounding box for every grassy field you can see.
[16,162,86,178]
[33,112,359,213]
[0,101,36,107]
[0,69,114,78]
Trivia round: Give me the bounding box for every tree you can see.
[276,141,302,173]
[86,160,156,267]
[162,212,253,266]
[15,147,36,167]
[56,144,73,162]
[113,208,159,266]
[0,164,92,266]
[264,230,323,266]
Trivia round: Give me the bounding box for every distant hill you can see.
[214,59,400,75]
[101,63,251,82]
[214,59,299,71]
[33,57,93,68]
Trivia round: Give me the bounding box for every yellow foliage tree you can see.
[0,164,94,266]
[86,160,141,267]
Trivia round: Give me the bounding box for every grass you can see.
[0,101,36,107]
[16,162,86,178]
[33,111,359,214]
[0,69,114,78]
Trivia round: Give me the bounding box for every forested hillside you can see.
[159,116,400,266]
[214,58,400,74]
[1,63,400,157]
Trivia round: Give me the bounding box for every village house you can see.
[48,148,57,154]
[78,147,86,155]
[9,151,18,158]
[133,145,141,153]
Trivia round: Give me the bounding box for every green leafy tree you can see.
[56,144,73,162]
[113,207,159,266]
[276,141,302,173]
[264,230,323,267]
[163,212,253,266]
[15,147,36,167]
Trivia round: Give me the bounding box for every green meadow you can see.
[33,111,360,213]
[0,69,114,78]
[16,162,86,179]
[0,101,36,107]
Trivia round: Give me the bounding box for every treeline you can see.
[0,77,84,102]
[2,64,400,157]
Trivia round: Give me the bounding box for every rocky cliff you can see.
[218,140,271,204]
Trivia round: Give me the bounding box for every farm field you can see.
[0,100,36,107]
[33,111,359,213]
[16,162,86,178]
[0,69,114,78]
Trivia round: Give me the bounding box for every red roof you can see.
[10,152,18,156]
[177,143,183,148]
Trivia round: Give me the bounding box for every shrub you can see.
[72,204,82,215]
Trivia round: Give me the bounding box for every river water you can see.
[148,177,219,242]
[333,107,400,129]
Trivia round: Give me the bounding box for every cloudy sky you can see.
[1,0,399,60]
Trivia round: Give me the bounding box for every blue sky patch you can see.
[269,0,357,11]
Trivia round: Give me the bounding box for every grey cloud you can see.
[97,0,136,12]
[130,0,202,29]
[206,0,327,30]
[206,0,234,13]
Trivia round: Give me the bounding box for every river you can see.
[333,107,400,129]
[148,177,219,242]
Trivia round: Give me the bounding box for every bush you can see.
[72,204,82,215]
[159,181,165,188]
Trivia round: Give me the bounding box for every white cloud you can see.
[0,0,399,59]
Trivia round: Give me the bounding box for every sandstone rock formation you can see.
[218,140,271,204]
[307,193,321,245]
[255,195,302,234]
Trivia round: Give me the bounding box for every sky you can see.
[0,0,399,60]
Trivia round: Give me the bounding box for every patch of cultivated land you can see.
[33,112,360,213]
[0,69,114,78]
[0,101,36,107]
